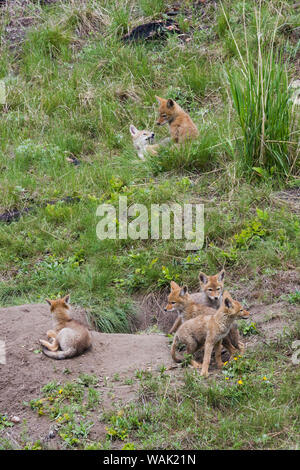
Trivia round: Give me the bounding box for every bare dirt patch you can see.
[0,302,172,448]
[271,188,300,213]
[242,301,299,349]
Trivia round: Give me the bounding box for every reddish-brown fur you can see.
[168,271,225,334]
[40,295,92,360]
[165,281,244,363]
[171,291,250,377]
[155,96,199,143]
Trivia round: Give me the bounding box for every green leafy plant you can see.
[281,291,300,305]
[238,321,259,336]
[0,415,14,430]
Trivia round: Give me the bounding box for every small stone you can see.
[48,430,56,439]
[11,416,20,424]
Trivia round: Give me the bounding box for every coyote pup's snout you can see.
[130,124,157,160]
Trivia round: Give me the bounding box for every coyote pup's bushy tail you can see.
[42,346,77,360]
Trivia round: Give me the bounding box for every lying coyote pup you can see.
[130,124,159,160]
[130,124,170,160]
[40,295,92,360]
[165,281,243,362]
[171,291,250,377]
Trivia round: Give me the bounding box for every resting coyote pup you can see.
[40,295,92,360]
[130,124,171,160]
[130,124,158,160]
[171,291,250,377]
[155,96,199,143]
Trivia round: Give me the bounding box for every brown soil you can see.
[1,291,299,449]
[271,188,300,213]
[0,302,172,448]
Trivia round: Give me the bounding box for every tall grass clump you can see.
[223,1,297,176]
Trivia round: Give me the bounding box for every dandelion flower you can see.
[237,379,243,385]
[223,361,228,366]
[263,376,267,381]
[234,357,238,361]
[225,377,229,380]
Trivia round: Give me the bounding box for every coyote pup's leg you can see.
[40,338,59,352]
[190,359,202,369]
[214,340,223,369]
[201,337,215,377]
[186,337,202,369]
[222,335,238,360]
[47,330,57,339]
[238,341,245,354]
[169,316,182,335]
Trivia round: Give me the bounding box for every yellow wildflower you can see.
[237,379,243,385]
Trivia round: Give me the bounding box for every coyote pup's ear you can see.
[224,297,233,309]
[199,272,208,285]
[167,99,174,108]
[218,269,225,282]
[180,286,188,297]
[129,124,138,136]
[170,280,179,290]
[45,299,52,306]
[63,294,70,304]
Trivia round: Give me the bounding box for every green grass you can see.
[101,326,300,450]
[224,3,298,176]
[0,0,299,325]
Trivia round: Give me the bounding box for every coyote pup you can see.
[171,291,250,377]
[168,270,225,334]
[165,281,242,359]
[130,124,158,160]
[155,96,199,143]
[40,295,92,360]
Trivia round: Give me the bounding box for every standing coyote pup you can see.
[168,270,225,334]
[194,270,225,309]
[171,291,250,377]
[165,281,242,361]
[155,96,199,143]
[40,295,92,360]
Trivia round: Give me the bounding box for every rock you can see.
[48,430,56,439]
[11,416,20,424]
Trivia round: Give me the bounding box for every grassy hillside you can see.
[0,0,299,450]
